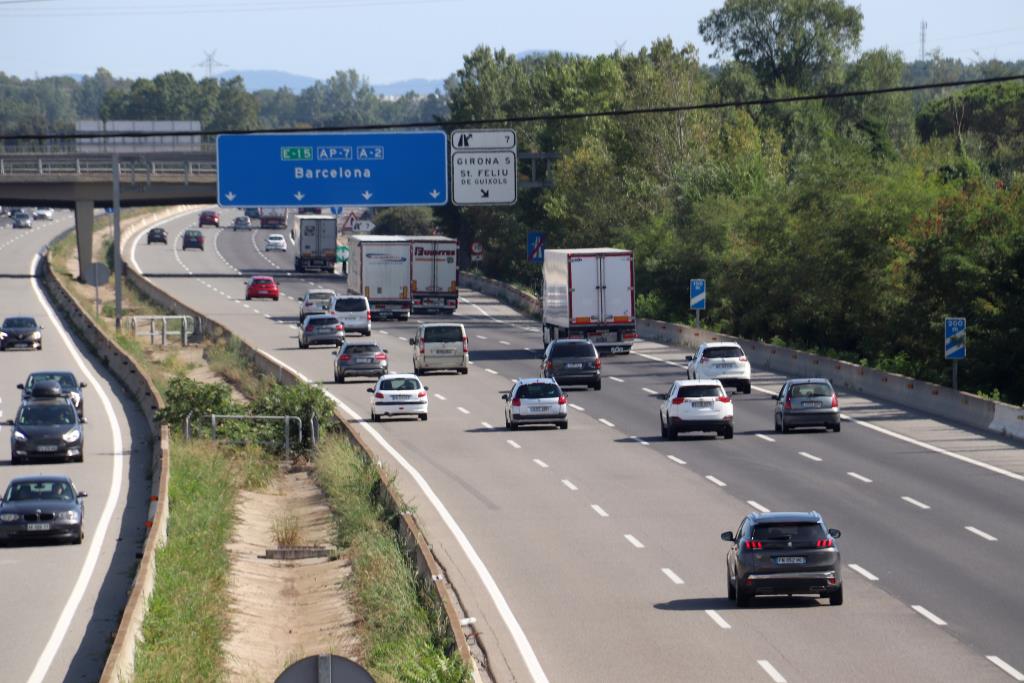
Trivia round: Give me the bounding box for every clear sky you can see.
[2,0,1022,84]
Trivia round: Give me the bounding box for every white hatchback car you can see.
[501,378,568,430]
[368,374,429,422]
[686,342,752,394]
[659,379,734,439]
[265,234,287,252]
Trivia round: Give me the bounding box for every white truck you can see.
[410,236,459,314]
[542,248,637,354]
[347,234,412,320]
[293,214,338,273]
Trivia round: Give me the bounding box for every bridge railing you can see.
[0,155,218,180]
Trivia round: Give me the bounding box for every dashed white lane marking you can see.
[570,404,584,412]
[243,303,250,309]
[598,418,615,428]
[457,406,470,415]
[965,526,998,542]
[624,534,645,549]
[379,329,390,335]
[523,347,532,352]
[667,455,687,466]
[399,336,407,341]
[533,459,549,468]
[434,393,447,401]
[476,335,488,340]
[642,387,658,394]
[798,451,822,462]
[481,421,494,430]
[661,568,684,585]
[847,471,873,483]
[705,475,727,487]
[901,496,931,510]
[848,563,879,581]
[609,376,624,383]
[755,433,775,443]
[506,440,521,449]
[636,352,685,368]
[591,504,609,518]
[912,605,947,626]
[748,500,770,513]
[705,610,731,629]
[987,656,1024,681]
[561,479,578,491]
[485,368,498,375]
[758,660,787,683]
[629,436,650,446]
[499,340,510,345]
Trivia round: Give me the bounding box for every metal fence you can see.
[184,413,314,452]
[128,315,198,346]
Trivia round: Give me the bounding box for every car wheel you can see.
[727,570,736,601]
[735,585,751,608]
[593,380,602,391]
[337,375,346,383]
[829,586,844,606]
[743,382,752,394]
[509,422,519,431]
[723,425,734,439]
[780,417,789,434]
[774,416,782,433]
[419,414,428,421]
[11,455,22,465]
[245,296,251,301]
[299,342,307,349]
[668,426,678,441]
[73,528,83,545]
[660,416,668,439]
[371,413,379,422]
[274,297,279,301]
[459,368,468,375]
[832,421,842,433]
[334,373,341,383]
[558,421,568,430]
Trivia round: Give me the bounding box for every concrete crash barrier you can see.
[461,271,541,318]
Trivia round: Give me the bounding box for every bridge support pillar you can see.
[74,200,94,283]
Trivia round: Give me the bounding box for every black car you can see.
[19,372,87,417]
[6,394,87,464]
[0,475,86,545]
[722,511,843,607]
[182,229,205,251]
[147,227,168,244]
[1,316,43,351]
[541,339,601,390]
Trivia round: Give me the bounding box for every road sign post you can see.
[527,231,544,264]
[690,279,706,329]
[944,317,966,390]
[451,129,518,206]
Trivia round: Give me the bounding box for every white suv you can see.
[687,342,751,394]
[659,379,734,439]
[299,289,335,320]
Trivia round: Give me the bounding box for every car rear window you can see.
[185,230,201,237]
[379,377,421,391]
[790,383,833,398]
[515,383,561,400]
[677,385,724,399]
[345,344,381,354]
[252,278,274,284]
[752,522,826,542]
[334,298,368,312]
[423,326,463,343]
[307,316,338,326]
[703,346,745,359]
[306,292,333,302]
[550,341,597,358]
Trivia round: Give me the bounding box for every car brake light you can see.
[462,336,468,353]
[623,332,638,340]
[374,353,387,361]
[739,356,747,362]
[744,540,763,550]
[816,538,834,548]
[831,393,839,408]
[419,339,425,353]
[417,390,427,398]
[718,395,731,403]
[671,397,685,405]
[594,358,601,369]
[339,354,350,361]
[784,394,792,410]
[336,325,344,331]
[375,392,384,399]
[305,325,314,332]
[512,398,521,407]
[545,360,553,370]
[558,395,567,405]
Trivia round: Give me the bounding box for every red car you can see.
[245,276,280,301]
[198,210,220,227]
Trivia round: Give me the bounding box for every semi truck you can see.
[410,236,459,313]
[293,214,338,273]
[261,207,287,230]
[542,248,637,354]
[347,234,413,320]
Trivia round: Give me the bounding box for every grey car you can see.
[773,378,841,433]
[1,316,43,350]
[722,511,843,607]
[6,395,87,464]
[298,314,345,349]
[12,212,33,229]
[542,339,601,390]
[333,341,389,383]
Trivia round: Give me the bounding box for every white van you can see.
[410,323,468,375]
[330,294,372,336]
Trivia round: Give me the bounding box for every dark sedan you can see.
[722,511,843,607]
[541,339,601,390]
[0,475,86,545]
[1,316,43,351]
[6,397,86,464]
[182,229,205,251]
[19,372,87,417]
[333,341,388,383]
[147,227,168,244]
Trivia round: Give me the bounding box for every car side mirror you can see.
[3,419,13,426]
[366,387,374,393]
[684,355,694,362]
[655,393,668,400]
[383,349,389,354]
[408,337,416,345]
[500,393,509,401]
[771,394,779,400]
[828,529,841,538]
[77,491,87,498]
[720,531,734,542]
[16,384,24,389]
[423,386,429,391]
[79,382,87,388]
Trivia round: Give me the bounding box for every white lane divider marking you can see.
[748,500,770,513]
[485,368,498,375]
[705,475,727,487]
[847,471,873,483]
[758,660,787,683]
[523,347,532,352]
[912,605,948,626]
[901,496,931,510]
[533,459,549,468]
[636,351,685,368]
[561,479,578,491]
[624,534,645,548]
[848,563,879,581]
[499,340,510,345]
[642,387,658,394]
[667,455,687,465]
[591,504,609,518]
[987,656,1024,681]
[434,393,447,400]
[798,451,822,462]
[399,336,407,341]
[570,403,584,412]
[598,418,615,428]
[705,610,731,629]
[755,434,775,443]
[481,421,493,430]
[965,526,998,542]
[661,568,684,585]
[476,335,488,340]
[457,406,470,415]
[629,435,650,446]
[506,439,521,449]
[609,376,624,383]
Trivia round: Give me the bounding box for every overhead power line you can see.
[2,73,1022,143]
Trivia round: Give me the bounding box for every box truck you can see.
[410,236,459,314]
[348,235,412,320]
[542,248,637,353]
[293,214,338,273]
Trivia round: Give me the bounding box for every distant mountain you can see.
[373,78,445,97]
[220,69,318,92]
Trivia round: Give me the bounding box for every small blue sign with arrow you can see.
[690,279,706,311]
[944,317,966,360]
[527,231,544,263]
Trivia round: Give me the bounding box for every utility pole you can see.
[196,50,227,79]
[920,20,928,61]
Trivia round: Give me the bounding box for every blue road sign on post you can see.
[944,317,966,360]
[217,131,448,208]
[690,279,706,310]
[527,231,545,263]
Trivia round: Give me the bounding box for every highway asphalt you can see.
[0,211,150,683]
[130,208,1023,683]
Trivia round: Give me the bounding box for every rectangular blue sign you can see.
[690,278,706,311]
[217,131,448,208]
[527,231,544,263]
[944,317,966,360]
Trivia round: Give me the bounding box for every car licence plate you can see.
[356,358,372,363]
[434,349,453,354]
[715,363,730,369]
[776,556,806,564]
[803,401,822,408]
[565,363,583,369]
[694,401,713,408]
[36,445,59,452]
[529,407,548,413]
[27,523,50,531]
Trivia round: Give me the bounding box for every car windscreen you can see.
[17,404,77,425]
[345,344,381,355]
[3,317,36,328]
[306,292,333,302]
[752,522,826,542]
[677,385,724,399]
[702,346,745,359]
[28,373,76,390]
[423,326,463,343]
[550,342,597,358]
[307,316,338,326]
[252,278,274,285]
[379,378,421,391]
[790,383,833,398]
[5,481,75,502]
[515,383,561,400]
[334,298,368,312]
[185,231,201,237]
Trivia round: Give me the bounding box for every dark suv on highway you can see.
[722,511,843,607]
[541,339,601,390]
[182,229,204,251]
[6,383,87,464]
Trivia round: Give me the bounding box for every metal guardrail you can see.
[127,315,198,346]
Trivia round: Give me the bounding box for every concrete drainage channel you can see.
[262,547,331,560]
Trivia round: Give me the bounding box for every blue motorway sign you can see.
[527,231,544,263]
[217,131,448,208]
[944,317,966,360]
[690,278,706,311]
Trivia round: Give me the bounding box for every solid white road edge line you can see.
[965,526,998,542]
[705,610,731,629]
[758,659,788,683]
[911,605,947,626]
[987,656,1024,681]
[26,253,125,683]
[847,563,879,581]
[661,568,684,585]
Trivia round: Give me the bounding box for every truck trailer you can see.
[410,236,459,314]
[542,248,637,353]
[293,214,338,273]
[347,234,413,320]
